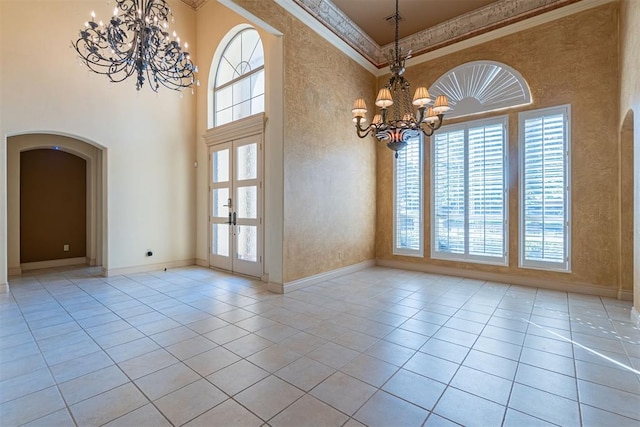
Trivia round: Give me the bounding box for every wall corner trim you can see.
[632,308,640,328]
[280,259,376,293]
[376,259,620,299]
[617,290,634,301]
[267,281,284,294]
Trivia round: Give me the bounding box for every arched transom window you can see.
[429,60,532,119]
[214,28,264,126]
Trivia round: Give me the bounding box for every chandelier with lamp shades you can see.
[72,0,198,93]
[352,0,450,158]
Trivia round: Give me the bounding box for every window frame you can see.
[430,115,509,266]
[518,105,571,272]
[393,133,424,257]
[213,28,265,127]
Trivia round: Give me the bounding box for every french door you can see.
[209,135,263,277]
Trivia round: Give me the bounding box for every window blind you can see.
[432,118,507,264]
[520,107,570,270]
[394,134,423,255]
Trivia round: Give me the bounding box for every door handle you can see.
[227,212,232,225]
[232,212,237,226]
[223,198,232,208]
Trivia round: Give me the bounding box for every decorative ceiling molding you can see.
[388,0,581,61]
[178,0,209,9]
[292,0,581,69]
[288,0,383,65]
[193,0,614,76]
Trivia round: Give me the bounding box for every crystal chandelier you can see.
[352,0,450,158]
[72,0,198,92]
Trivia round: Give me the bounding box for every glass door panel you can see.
[212,188,229,217]
[232,137,262,277]
[236,143,257,180]
[208,136,262,278]
[212,224,230,257]
[209,144,232,271]
[237,225,258,262]
[236,186,257,218]
[212,149,229,182]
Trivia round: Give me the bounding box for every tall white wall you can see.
[0,0,197,281]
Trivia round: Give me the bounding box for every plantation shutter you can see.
[395,134,422,253]
[433,129,466,255]
[468,123,505,258]
[432,117,508,265]
[521,108,569,269]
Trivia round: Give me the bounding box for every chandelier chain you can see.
[351,0,450,157]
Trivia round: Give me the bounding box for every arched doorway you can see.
[7,133,106,275]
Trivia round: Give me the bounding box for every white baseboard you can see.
[376,259,620,299]
[103,259,195,277]
[8,267,21,276]
[269,260,376,293]
[0,283,8,294]
[195,258,208,267]
[21,257,87,271]
[617,289,634,301]
[632,307,640,328]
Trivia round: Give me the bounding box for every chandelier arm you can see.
[354,117,373,138]
[416,106,426,124]
[355,126,373,139]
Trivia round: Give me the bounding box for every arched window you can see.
[214,28,264,126]
[429,60,531,119]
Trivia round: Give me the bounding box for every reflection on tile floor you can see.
[1,266,639,426]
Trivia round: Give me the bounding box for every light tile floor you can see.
[1,266,639,426]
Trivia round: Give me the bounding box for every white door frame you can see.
[203,113,266,279]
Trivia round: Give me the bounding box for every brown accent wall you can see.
[377,3,623,293]
[20,149,86,263]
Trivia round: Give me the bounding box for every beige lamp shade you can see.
[375,88,393,108]
[433,95,450,114]
[352,98,367,117]
[372,114,382,124]
[412,86,431,107]
[424,107,438,123]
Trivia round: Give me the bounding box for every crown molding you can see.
[292,0,589,70]
[194,0,615,76]
[178,0,209,9]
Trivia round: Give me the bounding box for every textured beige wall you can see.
[208,1,377,283]
[619,0,640,311]
[281,12,376,282]
[377,3,623,293]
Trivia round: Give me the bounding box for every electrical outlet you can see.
[63,244,69,252]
